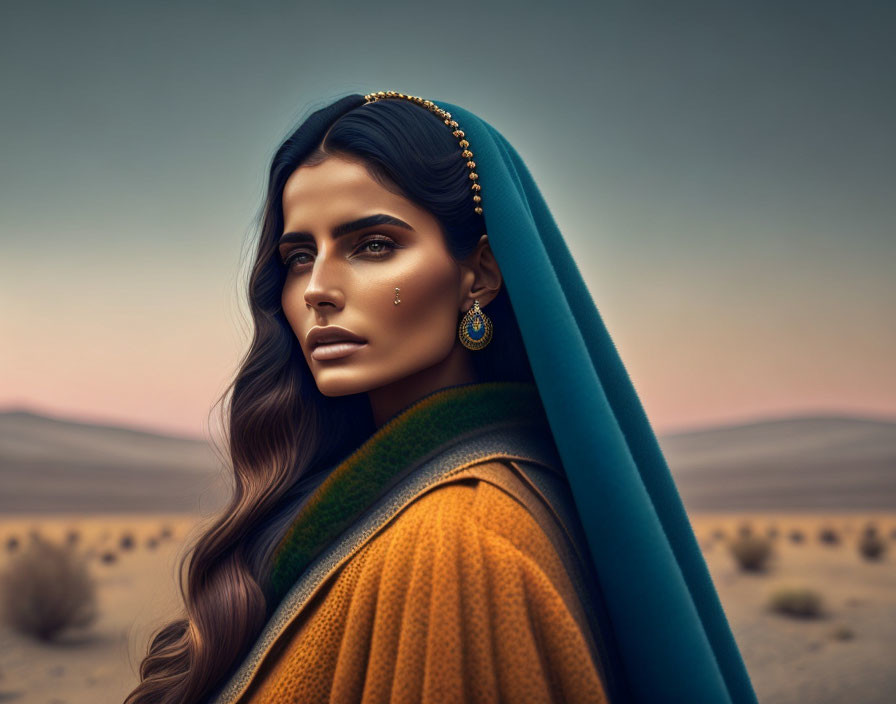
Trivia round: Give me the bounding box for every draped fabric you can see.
[433,95,756,704]
[209,382,620,704]
[245,469,609,703]
[215,91,758,704]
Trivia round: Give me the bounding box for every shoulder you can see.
[350,459,609,701]
[251,459,609,703]
[385,459,570,563]
[380,460,575,591]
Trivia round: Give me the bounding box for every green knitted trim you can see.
[267,380,545,603]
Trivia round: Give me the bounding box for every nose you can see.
[303,250,345,311]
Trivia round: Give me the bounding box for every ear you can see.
[458,234,503,312]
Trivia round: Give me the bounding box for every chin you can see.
[311,363,404,397]
[312,373,373,398]
[310,364,412,398]
[309,344,455,398]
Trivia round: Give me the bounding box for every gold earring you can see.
[394,287,401,305]
[458,299,493,350]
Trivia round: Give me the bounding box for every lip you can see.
[311,341,368,361]
[306,325,367,349]
[306,326,368,362]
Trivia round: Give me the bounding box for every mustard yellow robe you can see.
[245,462,608,703]
[207,383,619,704]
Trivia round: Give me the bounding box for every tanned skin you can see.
[278,155,503,428]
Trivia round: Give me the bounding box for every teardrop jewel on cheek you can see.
[394,287,401,305]
[458,299,493,350]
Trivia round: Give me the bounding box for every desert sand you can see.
[0,512,894,704]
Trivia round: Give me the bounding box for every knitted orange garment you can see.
[245,467,609,703]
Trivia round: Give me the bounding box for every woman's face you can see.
[279,154,475,399]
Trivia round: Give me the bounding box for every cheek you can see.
[369,252,460,348]
[281,279,306,331]
[278,247,461,360]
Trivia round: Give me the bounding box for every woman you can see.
[125,92,757,704]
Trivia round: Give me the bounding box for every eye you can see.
[280,234,399,271]
[282,250,312,269]
[357,235,398,256]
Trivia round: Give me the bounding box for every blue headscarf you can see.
[303,92,757,704]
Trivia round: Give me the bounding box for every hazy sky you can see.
[1,0,894,438]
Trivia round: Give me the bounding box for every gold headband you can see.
[362,91,483,217]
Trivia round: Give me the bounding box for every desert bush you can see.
[65,528,80,546]
[737,522,752,537]
[0,537,98,641]
[789,529,805,543]
[728,534,774,572]
[831,624,855,640]
[765,525,778,539]
[861,522,877,538]
[160,524,173,540]
[711,528,725,541]
[768,586,825,618]
[5,536,19,552]
[145,537,159,550]
[119,532,135,551]
[99,550,118,564]
[858,532,887,561]
[818,526,840,545]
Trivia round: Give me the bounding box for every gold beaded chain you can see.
[362,91,483,217]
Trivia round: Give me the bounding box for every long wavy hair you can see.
[124,95,535,703]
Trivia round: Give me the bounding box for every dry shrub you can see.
[858,532,887,561]
[159,524,173,540]
[0,537,98,641]
[765,525,779,539]
[5,536,19,553]
[737,522,753,537]
[768,586,825,618]
[145,537,159,550]
[119,532,135,551]
[789,529,805,544]
[728,534,774,572]
[65,528,80,546]
[831,624,855,641]
[711,528,726,541]
[99,550,118,564]
[818,526,840,545]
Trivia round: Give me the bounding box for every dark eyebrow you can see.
[278,213,413,246]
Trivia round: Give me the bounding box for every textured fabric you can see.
[237,92,757,704]
[245,470,608,703]
[267,381,551,605]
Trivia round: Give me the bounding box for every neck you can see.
[366,343,477,427]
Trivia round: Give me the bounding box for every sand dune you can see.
[660,415,896,510]
[2,409,895,514]
[0,411,228,513]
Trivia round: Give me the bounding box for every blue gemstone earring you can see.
[458,299,493,350]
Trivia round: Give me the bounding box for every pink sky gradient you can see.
[3,264,893,439]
